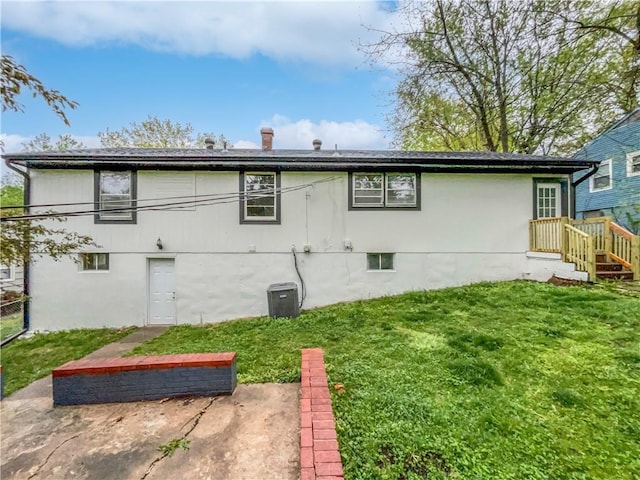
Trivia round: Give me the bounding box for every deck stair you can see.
[595,254,634,280]
[529,216,639,282]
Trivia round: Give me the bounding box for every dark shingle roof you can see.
[3,147,599,174]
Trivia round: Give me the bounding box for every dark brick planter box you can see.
[52,353,237,406]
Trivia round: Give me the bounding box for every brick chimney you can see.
[260,127,274,151]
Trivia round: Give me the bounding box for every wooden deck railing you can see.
[610,223,640,280]
[571,217,611,254]
[529,216,639,281]
[529,217,567,253]
[563,224,596,281]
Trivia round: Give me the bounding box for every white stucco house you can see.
[2,128,599,331]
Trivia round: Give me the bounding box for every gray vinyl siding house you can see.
[573,108,640,232]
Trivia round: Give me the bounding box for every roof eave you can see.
[8,158,596,174]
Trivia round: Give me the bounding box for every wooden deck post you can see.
[632,235,640,281]
[586,236,596,282]
[603,217,612,261]
[560,218,569,262]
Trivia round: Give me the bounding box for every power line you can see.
[0,177,338,222]
[0,188,267,211]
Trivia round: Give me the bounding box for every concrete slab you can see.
[1,384,300,480]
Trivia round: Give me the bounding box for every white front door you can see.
[148,258,176,325]
[536,183,561,218]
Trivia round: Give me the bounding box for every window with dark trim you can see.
[367,253,394,270]
[94,171,137,224]
[239,172,281,224]
[80,253,109,271]
[532,178,568,219]
[349,172,420,210]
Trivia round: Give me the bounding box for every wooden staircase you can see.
[529,216,639,282]
[595,254,634,280]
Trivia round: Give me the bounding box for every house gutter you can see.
[569,164,600,219]
[2,159,30,343]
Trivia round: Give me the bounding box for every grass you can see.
[1,327,137,396]
[1,313,23,341]
[132,280,638,478]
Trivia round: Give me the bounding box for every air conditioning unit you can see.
[267,282,300,318]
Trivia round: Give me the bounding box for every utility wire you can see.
[0,187,277,210]
[1,177,339,222]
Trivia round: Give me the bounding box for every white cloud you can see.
[232,140,259,149]
[1,1,400,66]
[234,115,389,150]
[0,133,100,153]
[0,134,30,154]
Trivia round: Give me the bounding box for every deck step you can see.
[596,271,634,280]
[596,262,624,272]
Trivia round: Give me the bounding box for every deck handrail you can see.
[571,217,611,254]
[563,224,596,281]
[610,222,640,280]
[529,216,639,281]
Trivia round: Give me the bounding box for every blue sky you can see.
[1,1,403,153]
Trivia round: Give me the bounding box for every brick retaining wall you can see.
[52,353,236,406]
[300,348,344,480]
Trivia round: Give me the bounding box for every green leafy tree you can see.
[0,216,97,266]
[557,0,639,113]
[21,133,86,152]
[366,0,624,154]
[98,116,230,148]
[1,55,94,267]
[0,184,23,208]
[1,55,78,127]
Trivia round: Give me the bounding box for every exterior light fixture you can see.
[156,238,163,250]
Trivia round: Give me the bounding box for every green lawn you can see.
[133,281,640,479]
[1,313,23,341]
[1,327,137,396]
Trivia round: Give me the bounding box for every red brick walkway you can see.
[300,348,344,480]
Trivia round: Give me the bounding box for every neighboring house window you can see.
[367,253,394,271]
[583,209,605,219]
[239,172,281,224]
[349,173,420,210]
[80,253,109,271]
[627,151,640,177]
[0,265,13,281]
[590,159,612,192]
[94,171,137,224]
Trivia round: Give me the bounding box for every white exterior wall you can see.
[27,170,571,330]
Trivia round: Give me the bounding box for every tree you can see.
[557,0,639,113]
[98,116,229,148]
[0,216,96,266]
[1,55,94,266]
[366,0,626,154]
[1,55,78,127]
[21,133,86,152]
[0,183,23,208]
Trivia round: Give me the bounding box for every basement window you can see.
[350,173,420,210]
[367,253,394,271]
[80,253,109,271]
[590,159,612,192]
[240,172,281,224]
